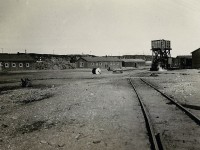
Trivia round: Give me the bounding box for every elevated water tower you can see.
[150,39,171,71]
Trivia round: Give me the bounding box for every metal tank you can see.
[150,39,172,71]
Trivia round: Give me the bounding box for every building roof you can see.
[191,48,200,53]
[122,59,145,62]
[80,57,122,62]
[0,53,35,62]
[176,55,192,58]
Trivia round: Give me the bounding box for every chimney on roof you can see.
[25,49,27,54]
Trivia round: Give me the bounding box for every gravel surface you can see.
[0,69,149,150]
[0,69,200,150]
[131,78,200,150]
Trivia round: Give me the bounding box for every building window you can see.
[26,63,30,67]
[12,63,16,67]
[99,62,102,66]
[80,62,84,67]
[19,63,23,67]
[96,63,98,66]
[91,63,94,66]
[5,63,9,68]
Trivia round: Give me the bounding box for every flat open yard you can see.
[0,69,200,150]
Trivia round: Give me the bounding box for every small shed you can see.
[122,59,145,68]
[191,48,200,69]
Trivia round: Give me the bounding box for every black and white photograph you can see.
[0,0,200,149]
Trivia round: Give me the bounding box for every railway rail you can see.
[128,78,200,150]
[140,78,200,125]
[128,78,165,150]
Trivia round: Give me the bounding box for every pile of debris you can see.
[35,58,75,70]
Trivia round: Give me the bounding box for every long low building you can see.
[76,57,122,69]
[122,59,145,68]
[0,53,35,71]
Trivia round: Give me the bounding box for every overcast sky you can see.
[0,0,200,56]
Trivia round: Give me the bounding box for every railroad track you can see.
[128,78,163,150]
[140,78,200,125]
[128,78,200,150]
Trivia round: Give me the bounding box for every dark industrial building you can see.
[175,55,192,69]
[76,57,122,69]
[122,59,145,68]
[192,48,200,69]
[0,53,36,71]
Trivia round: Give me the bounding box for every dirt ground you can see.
[138,69,200,118]
[0,68,200,150]
[132,78,200,150]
